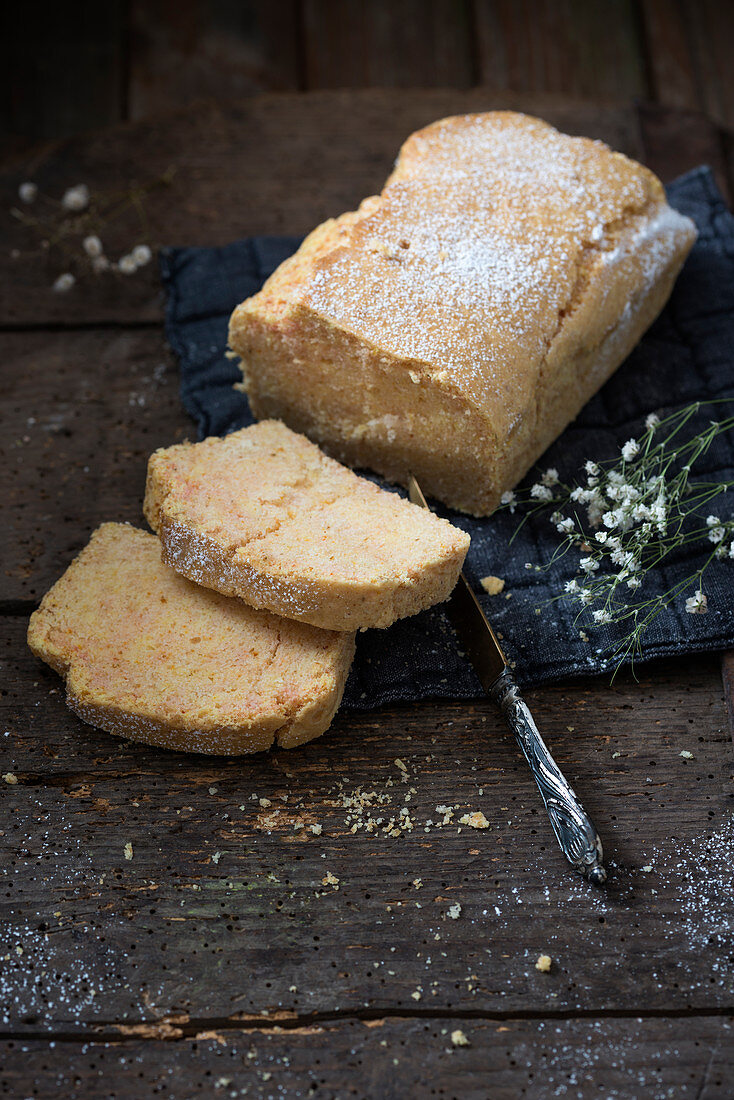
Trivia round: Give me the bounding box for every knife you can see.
[408,475,607,886]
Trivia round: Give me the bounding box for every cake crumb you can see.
[448,903,462,920]
[679,750,694,760]
[412,878,423,889]
[411,990,422,1001]
[480,575,505,595]
[124,842,133,861]
[2,773,18,785]
[259,797,272,808]
[310,824,322,836]
[459,811,489,829]
[535,954,552,972]
[451,1029,470,1047]
[322,871,340,888]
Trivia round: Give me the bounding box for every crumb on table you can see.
[480,575,505,595]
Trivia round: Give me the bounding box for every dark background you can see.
[2,0,733,170]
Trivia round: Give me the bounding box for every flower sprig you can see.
[502,402,734,671]
[10,170,175,292]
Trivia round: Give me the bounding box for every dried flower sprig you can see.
[502,402,734,670]
[9,169,174,291]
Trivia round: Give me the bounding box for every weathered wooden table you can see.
[2,90,733,1098]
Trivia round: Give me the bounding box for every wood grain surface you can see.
[1,87,733,1099]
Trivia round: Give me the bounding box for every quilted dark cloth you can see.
[160,167,734,705]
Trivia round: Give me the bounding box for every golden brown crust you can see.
[229,111,697,515]
[144,421,470,631]
[27,523,355,755]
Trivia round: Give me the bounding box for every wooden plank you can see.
[0,91,641,327]
[0,1,126,159]
[471,0,648,101]
[302,0,475,89]
[640,0,701,111]
[637,102,732,202]
[1,1016,733,1098]
[128,0,302,120]
[641,0,734,129]
[1,329,190,605]
[2,614,732,1030]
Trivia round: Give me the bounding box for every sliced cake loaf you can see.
[228,111,697,516]
[144,420,470,632]
[27,523,356,754]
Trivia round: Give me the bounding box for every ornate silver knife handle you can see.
[489,668,607,885]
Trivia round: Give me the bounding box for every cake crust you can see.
[229,111,697,515]
[27,523,355,755]
[144,420,470,632]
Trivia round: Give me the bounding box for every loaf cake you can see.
[144,420,470,632]
[229,111,697,516]
[27,523,356,754]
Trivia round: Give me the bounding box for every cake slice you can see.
[27,523,355,754]
[144,420,470,632]
[228,110,697,516]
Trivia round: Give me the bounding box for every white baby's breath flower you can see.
[556,517,574,534]
[715,543,729,559]
[131,243,152,266]
[645,413,660,430]
[579,589,594,605]
[602,511,617,529]
[500,490,516,513]
[608,470,625,487]
[565,579,580,594]
[579,557,599,574]
[685,591,708,615]
[542,467,559,487]
[83,235,103,257]
[729,542,734,559]
[593,609,612,623]
[19,182,38,203]
[650,495,667,532]
[118,253,138,274]
[706,515,721,527]
[530,483,553,502]
[61,184,90,212]
[708,526,725,544]
[584,461,599,477]
[52,272,75,293]
[586,475,599,488]
[626,577,642,589]
[596,531,608,544]
[621,439,640,462]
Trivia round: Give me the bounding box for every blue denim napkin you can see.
[160,167,734,704]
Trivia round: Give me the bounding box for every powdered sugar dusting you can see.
[303,113,691,406]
